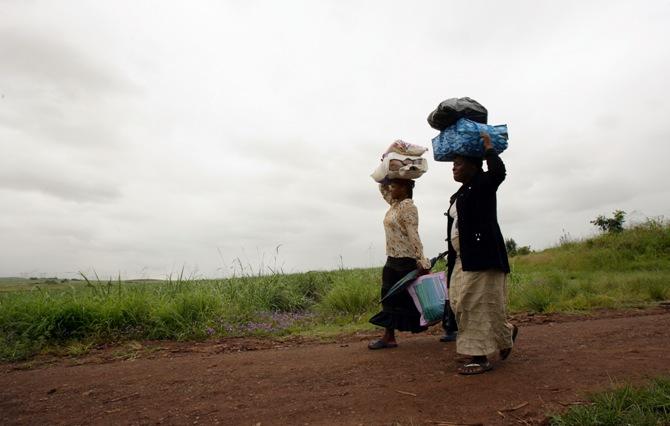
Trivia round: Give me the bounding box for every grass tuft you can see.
[551,377,670,425]
[316,270,379,317]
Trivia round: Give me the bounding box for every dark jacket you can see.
[446,148,510,283]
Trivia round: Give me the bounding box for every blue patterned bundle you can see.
[432,118,508,162]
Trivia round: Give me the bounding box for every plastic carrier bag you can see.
[370,152,428,182]
[407,271,447,326]
[427,97,488,131]
[432,118,508,162]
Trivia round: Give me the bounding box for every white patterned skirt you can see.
[449,235,514,356]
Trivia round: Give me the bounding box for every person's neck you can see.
[462,169,481,184]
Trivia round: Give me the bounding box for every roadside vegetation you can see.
[1,217,668,361]
[509,217,669,313]
[550,377,670,425]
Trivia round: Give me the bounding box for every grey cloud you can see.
[502,181,636,227]
[224,136,325,173]
[0,106,126,151]
[2,0,670,278]
[0,166,121,203]
[0,29,135,96]
[0,28,137,151]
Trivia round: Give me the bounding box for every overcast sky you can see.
[2,0,669,278]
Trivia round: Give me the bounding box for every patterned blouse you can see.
[380,184,431,269]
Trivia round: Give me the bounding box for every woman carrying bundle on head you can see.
[368,178,431,349]
[445,132,518,374]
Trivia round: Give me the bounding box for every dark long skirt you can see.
[369,257,428,333]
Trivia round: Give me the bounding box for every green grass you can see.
[316,269,379,317]
[508,219,670,313]
[551,377,670,425]
[0,268,382,361]
[0,277,81,293]
[1,219,668,361]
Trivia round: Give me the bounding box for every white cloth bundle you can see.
[371,142,429,183]
[383,140,429,158]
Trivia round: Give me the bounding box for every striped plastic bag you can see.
[407,271,447,326]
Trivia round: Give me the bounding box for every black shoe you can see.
[367,339,398,350]
[439,332,457,342]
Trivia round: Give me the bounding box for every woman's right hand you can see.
[481,131,493,151]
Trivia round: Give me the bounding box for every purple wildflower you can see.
[217,311,316,336]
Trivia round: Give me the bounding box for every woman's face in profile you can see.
[452,157,476,183]
[389,181,408,200]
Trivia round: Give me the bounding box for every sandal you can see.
[367,339,398,350]
[458,360,493,375]
[439,332,457,342]
[499,325,519,361]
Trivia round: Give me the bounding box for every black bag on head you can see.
[427,97,488,131]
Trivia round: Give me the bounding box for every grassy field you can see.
[1,219,668,361]
[508,218,670,313]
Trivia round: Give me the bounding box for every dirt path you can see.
[2,308,670,425]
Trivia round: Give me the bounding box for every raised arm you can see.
[481,132,506,189]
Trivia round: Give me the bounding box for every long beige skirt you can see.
[449,235,514,356]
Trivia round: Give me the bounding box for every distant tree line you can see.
[507,209,628,257]
[505,238,531,257]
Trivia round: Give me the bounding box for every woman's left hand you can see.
[416,259,431,275]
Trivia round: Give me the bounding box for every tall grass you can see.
[551,377,670,425]
[316,270,379,317]
[508,219,670,313]
[0,268,382,361]
[1,219,668,361]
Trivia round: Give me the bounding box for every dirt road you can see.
[2,308,670,425]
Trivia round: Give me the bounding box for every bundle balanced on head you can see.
[429,97,518,375]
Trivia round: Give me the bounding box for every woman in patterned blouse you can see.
[368,179,431,349]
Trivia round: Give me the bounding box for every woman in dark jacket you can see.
[446,133,517,374]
